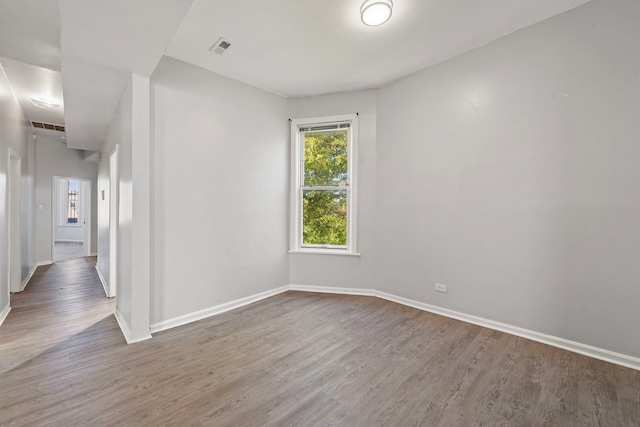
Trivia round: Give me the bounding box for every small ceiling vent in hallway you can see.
[31,121,65,132]
[209,37,232,54]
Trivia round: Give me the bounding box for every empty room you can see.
[0,0,639,425]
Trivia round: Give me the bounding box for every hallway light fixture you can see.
[30,97,60,109]
[360,0,393,26]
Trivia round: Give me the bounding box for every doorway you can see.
[8,149,21,292]
[52,176,91,263]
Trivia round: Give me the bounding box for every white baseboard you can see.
[114,309,152,344]
[95,265,111,298]
[89,252,97,257]
[373,291,640,372]
[150,286,291,334]
[19,265,37,292]
[286,285,640,371]
[54,239,84,243]
[143,282,640,371]
[0,304,11,325]
[289,284,375,297]
[37,260,53,267]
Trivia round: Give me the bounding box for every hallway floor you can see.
[52,241,85,262]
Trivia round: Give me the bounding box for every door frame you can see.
[8,148,21,293]
[51,176,92,262]
[108,144,119,298]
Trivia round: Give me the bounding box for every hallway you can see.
[0,257,119,424]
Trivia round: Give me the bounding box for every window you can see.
[59,179,81,226]
[290,114,359,255]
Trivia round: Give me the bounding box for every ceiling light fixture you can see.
[360,0,393,26]
[30,97,60,109]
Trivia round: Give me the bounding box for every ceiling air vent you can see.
[209,37,232,54]
[31,121,65,132]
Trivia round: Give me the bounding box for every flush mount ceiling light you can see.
[30,97,60,109]
[360,0,393,26]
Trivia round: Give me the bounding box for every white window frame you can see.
[289,114,360,256]
[58,178,82,227]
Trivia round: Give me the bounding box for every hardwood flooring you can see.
[52,241,85,262]
[1,258,639,426]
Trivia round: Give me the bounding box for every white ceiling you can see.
[166,0,592,97]
[0,57,64,126]
[0,0,61,71]
[58,0,195,151]
[59,0,195,77]
[0,1,67,141]
[0,0,593,150]
[60,60,130,151]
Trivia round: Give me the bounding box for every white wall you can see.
[97,150,110,286]
[35,138,97,263]
[288,90,377,288]
[150,57,289,325]
[375,0,640,358]
[22,137,36,281]
[0,61,35,316]
[99,73,152,342]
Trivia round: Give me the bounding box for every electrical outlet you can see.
[435,283,447,293]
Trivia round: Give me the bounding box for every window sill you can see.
[288,249,362,257]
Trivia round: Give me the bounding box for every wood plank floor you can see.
[52,241,85,263]
[1,258,639,426]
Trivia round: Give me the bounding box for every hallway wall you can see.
[98,74,153,343]
[0,61,34,318]
[35,137,98,264]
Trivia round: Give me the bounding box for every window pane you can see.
[303,130,348,187]
[68,180,79,224]
[302,190,347,246]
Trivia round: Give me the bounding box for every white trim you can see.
[114,309,151,344]
[289,114,359,255]
[138,282,640,371]
[0,304,11,325]
[374,291,640,372]
[89,252,97,257]
[37,260,53,267]
[288,285,640,371]
[288,249,362,257]
[150,286,291,334]
[51,176,92,261]
[289,284,374,296]
[19,266,37,292]
[95,265,110,298]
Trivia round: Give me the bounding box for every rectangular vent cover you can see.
[32,121,65,132]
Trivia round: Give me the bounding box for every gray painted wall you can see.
[375,0,640,358]
[288,90,377,289]
[150,57,289,325]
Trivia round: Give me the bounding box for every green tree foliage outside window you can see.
[302,130,348,246]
